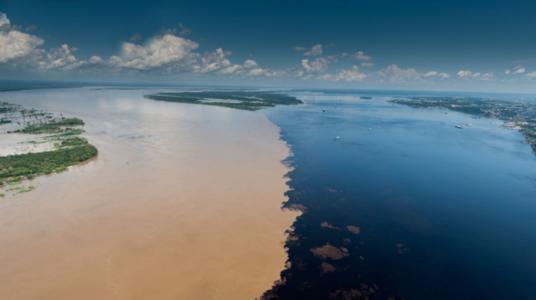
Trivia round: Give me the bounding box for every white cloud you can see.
[526,71,536,79]
[322,65,367,82]
[193,49,277,77]
[456,70,481,78]
[0,29,43,63]
[109,34,198,70]
[354,50,373,67]
[241,59,276,76]
[423,71,450,79]
[39,44,79,70]
[457,70,494,80]
[481,72,494,80]
[512,66,526,75]
[194,48,234,73]
[378,64,420,81]
[378,66,451,82]
[243,59,257,69]
[513,67,526,74]
[354,50,372,62]
[301,57,330,73]
[0,12,43,64]
[5,10,514,86]
[0,12,104,71]
[0,12,10,28]
[247,67,271,76]
[0,12,259,78]
[89,55,104,64]
[505,65,526,75]
[304,44,323,57]
[457,70,476,78]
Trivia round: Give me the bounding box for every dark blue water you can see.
[263,91,536,300]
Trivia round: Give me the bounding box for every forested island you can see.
[0,102,97,195]
[145,91,303,111]
[391,97,536,154]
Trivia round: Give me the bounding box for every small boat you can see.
[455,124,463,129]
[335,136,341,140]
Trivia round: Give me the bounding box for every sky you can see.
[1,0,536,92]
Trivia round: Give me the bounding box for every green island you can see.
[391,97,536,154]
[0,102,97,195]
[145,91,303,111]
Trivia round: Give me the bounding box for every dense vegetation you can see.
[0,101,97,191]
[0,144,97,185]
[145,91,303,111]
[16,117,84,134]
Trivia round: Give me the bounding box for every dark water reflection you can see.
[264,92,536,299]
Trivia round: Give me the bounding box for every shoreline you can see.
[0,89,298,299]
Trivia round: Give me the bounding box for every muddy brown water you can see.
[0,88,297,300]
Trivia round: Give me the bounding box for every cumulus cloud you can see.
[423,71,450,79]
[4,10,513,86]
[194,48,234,73]
[505,65,526,75]
[377,65,451,82]
[0,15,273,77]
[246,66,272,76]
[242,59,281,77]
[481,72,494,80]
[526,71,536,79]
[193,48,277,77]
[353,50,374,67]
[1,13,275,78]
[39,44,80,70]
[378,64,420,81]
[354,51,371,62]
[513,67,526,74]
[88,55,104,64]
[0,12,43,63]
[0,30,43,63]
[0,12,10,28]
[109,34,199,70]
[321,66,367,82]
[0,11,84,70]
[457,70,475,78]
[457,70,494,80]
[301,57,330,73]
[304,44,323,57]
[297,43,338,74]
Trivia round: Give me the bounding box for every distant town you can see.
[392,97,536,154]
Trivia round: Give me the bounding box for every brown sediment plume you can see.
[310,244,349,260]
[320,221,339,230]
[0,89,298,300]
[320,262,336,273]
[346,225,361,234]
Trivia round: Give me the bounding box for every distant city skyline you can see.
[2,0,536,92]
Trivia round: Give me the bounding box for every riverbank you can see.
[0,88,297,300]
[0,102,97,196]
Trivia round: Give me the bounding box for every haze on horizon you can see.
[1,0,536,93]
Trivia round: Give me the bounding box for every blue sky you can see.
[1,0,536,92]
